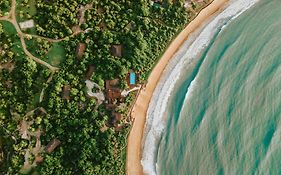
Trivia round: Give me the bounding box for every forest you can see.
[0,0,210,174]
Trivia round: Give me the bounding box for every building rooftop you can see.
[62,85,71,100]
[76,43,86,59]
[110,44,123,58]
[45,138,61,154]
[105,79,120,90]
[19,20,34,30]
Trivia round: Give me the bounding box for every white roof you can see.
[19,20,34,30]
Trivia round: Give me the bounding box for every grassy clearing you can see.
[1,21,17,36]
[45,42,66,66]
[1,21,25,60]
[21,37,65,67]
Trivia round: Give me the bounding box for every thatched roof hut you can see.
[45,138,61,154]
[110,44,123,58]
[62,85,71,100]
[76,43,86,59]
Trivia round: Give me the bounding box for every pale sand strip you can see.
[126,0,229,174]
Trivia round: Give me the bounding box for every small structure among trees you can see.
[19,20,34,30]
[110,44,123,58]
[85,65,95,80]
[105,79,123,104]
[62,85,71,100]
[45,138,61,154]
[76,43,86,59]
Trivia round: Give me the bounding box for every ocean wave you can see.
[141,0,260,175]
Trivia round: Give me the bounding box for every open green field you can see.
[1,21,17,36]
[1,21,25,59]
[45,42,66,66]
[25,38,66,67]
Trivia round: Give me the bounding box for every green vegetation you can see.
[0,0,211,174]
[45,43,66,66]
[0,0,10,16]
[17,0,37,22]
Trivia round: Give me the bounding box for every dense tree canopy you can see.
[0,0,211,174]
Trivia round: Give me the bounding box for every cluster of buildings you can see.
[62,42,138,128]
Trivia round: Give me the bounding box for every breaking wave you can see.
[141,0,260,174]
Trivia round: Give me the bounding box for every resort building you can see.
[105,79,123,104]
[76,43,86,59]
[45,138,61,154]
[19,20,34,30]
[110,44,123,58]
[62,85,71,100]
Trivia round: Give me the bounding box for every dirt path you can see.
[126,0,229,174]
[26,29,85,43]
[0,0,59,72]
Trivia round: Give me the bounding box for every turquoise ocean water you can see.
[143,0,281,174]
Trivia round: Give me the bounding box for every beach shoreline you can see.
[126,0,229,174]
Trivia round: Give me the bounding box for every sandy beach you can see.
[126,0,229,174]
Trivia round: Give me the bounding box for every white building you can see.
[19,19,34,30]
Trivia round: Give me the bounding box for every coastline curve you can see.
[140,0,261,175]
[126,0,230,174]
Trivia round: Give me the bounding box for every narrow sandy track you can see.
[126,0,229,174]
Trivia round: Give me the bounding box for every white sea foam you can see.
[141,0,260,175]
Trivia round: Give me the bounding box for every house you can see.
[45,138,61,154]
[105,79,119,89]
[85,65,95,80]
[19,20,34,30]
[105,79,123,103]
[76,43,86,59]
[62,85,71,100]
[107,89,122,102]
[110,44,123,58]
